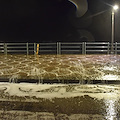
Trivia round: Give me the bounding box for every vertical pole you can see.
[59,42,61,54]
[4,43,5,55]
[57,42,59,54]
[111,10,114,54]
[4,43,7,55]
[84,42,86,54]
[57,42,61,54]
[107,42,110,54]
[36,44,39,55]
[82,42,84,54]
[26,43,29,55]
[34,43,36,55]
[115,42,117,54]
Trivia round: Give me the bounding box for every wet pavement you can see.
[0,83,120,119]
[0,54,120,119]
[0,54,120,82]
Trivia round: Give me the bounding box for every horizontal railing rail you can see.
[85,42,110,54]
[0,42,119,55]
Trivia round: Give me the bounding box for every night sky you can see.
[0,0,120,43]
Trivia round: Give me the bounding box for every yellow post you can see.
[36,44,39,55]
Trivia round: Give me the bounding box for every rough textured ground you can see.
[0,54,120,119]
[0,83,120,119]
[0,54,120,81]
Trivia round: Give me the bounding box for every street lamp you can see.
[111,5,119,54]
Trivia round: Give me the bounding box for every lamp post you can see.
[111,5,119,54]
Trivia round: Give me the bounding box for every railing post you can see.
[84,42,86,54]
[34,43,36,55]
[115,42,117,55]
[59,42,61,54]
[4,43,7,55]
[57,42,61,54]
[107,42,110,54]
[82,42,84,54]
[26,43,29,55]
[57,42,59,54]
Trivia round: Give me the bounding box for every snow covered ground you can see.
[0,83,119,119]
[0,83,120,100]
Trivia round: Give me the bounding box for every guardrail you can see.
[0,42,120,55]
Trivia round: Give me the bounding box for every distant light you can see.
[113,5,119,10]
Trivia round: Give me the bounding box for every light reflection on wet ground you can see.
[0,54,120,81]
[105,99,117,120]
[0,84,120,119]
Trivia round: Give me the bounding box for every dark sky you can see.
[0,0,120,42]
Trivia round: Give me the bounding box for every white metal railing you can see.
[1,42,120,55]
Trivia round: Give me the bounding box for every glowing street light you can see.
[111,5,119,54]
[113,5,119,10]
